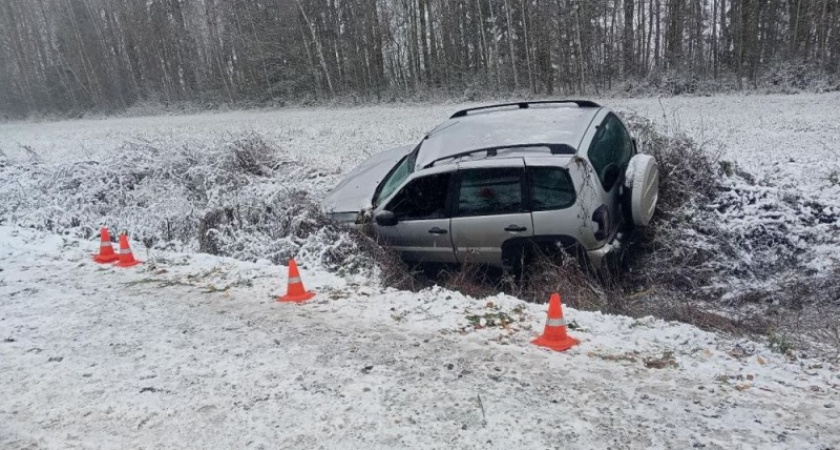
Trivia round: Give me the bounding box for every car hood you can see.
[322,144,414,218]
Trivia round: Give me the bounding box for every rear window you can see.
[456,168,524,216]
[588,113,634,190]
[528,167,576,210]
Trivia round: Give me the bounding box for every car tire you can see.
[624,154,659,227]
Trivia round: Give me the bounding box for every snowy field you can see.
[2,93,840,448]
[3,93,839,201]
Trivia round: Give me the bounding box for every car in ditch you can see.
[322,100,659,270]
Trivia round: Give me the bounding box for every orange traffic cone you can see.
[93,227,118,263]
[532,293,579,352]
[278,259,315,303]
[114,232,142,268]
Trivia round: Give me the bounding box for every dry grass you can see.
[513,252,604,309]
[345,229,427,292]
[440,263,503,299]
[643,351,679,369]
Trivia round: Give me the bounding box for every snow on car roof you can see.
[415,104,600,169]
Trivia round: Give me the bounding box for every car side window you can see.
[374,150,417,207]
[385,173,451,221]
[456,168,524,217]
[588,114,634,190]
[528,167,576,210]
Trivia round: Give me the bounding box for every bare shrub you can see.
[325,226,425,291]
[627,114,719,208]
[198,208,235,255]
[617,114,731,297]
[226,134,281,177]
[196,188,424,289]
[198,190,334,263]
[814,319,840,362]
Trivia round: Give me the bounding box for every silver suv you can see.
[323,101,659,269]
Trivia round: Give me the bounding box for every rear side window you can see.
[528,167,576,210]
[456,168,524,216]
[588,114,634,190]
[386,173,451,220]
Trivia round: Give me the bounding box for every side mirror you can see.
[374,210,398,227]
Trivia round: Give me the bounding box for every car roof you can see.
[415,103,602,169]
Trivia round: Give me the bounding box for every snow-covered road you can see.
[2,226,838,449]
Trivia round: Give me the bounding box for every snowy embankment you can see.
[1,226,838,449]
[620,95,840,297]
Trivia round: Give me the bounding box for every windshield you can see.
[373,149,417,207]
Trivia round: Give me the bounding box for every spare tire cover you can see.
[626,154,659,226]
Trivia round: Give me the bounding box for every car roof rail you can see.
[423,143,576,168]
[449,100,601,119]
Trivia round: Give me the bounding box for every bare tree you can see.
[0,0,837,118]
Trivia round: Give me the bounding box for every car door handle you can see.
[504,225,527,232]
[428,227,448,235]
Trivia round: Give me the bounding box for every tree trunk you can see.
[623,0,634,77]
[504,0,519,89]
[419,0,431,82]
[295,0,334,97]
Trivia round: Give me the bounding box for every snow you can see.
[611,93,840,207]
[2,93,840,448]
[2,225,839,448]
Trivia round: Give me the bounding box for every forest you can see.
[1,0,838,117]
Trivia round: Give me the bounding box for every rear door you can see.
[373,171,457,263]
[586,113,635,240]
[449,160,533,266]
[526,160,581,239]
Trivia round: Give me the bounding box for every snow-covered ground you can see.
[2,93,840,448]
[2,226,838,449]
